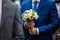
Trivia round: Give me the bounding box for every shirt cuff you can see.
[37,28,39,35]
[24,22,27,26]
[24,22,28,29]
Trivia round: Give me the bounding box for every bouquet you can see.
[22,9,39,21]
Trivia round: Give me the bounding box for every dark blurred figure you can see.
[55,0,60,3]
[0,0,24,40]
[56,3,60,40]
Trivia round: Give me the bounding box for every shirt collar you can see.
[32,0,40,3]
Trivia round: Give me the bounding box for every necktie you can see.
[33,1,38,11]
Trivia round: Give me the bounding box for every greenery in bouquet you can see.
[22,9,39,21]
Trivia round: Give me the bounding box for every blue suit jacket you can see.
[20,0,59,40]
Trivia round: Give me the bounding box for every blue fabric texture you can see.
[20,0,59,40]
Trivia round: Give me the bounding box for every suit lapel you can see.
[37,0,43,12]
[1,0,6,26]
[1,0,9,26]
[37,0,45,13]
[27,0,32,9]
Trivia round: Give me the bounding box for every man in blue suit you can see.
[20,0,59,40]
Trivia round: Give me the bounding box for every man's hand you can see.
[25,21,35,28]
[29,27,37,35]
[57,34,60,38]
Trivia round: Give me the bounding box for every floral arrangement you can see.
[22,9,39,21]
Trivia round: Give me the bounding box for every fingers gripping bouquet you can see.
[22,9,39,28]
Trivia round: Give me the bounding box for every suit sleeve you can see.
[13,6,24,40]
[20,4,26,27]
[38,1,59,35]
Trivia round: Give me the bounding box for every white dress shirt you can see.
[0,0,2,25]
[32,0,40,9]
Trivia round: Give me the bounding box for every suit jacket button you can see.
[4,4,6,7]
